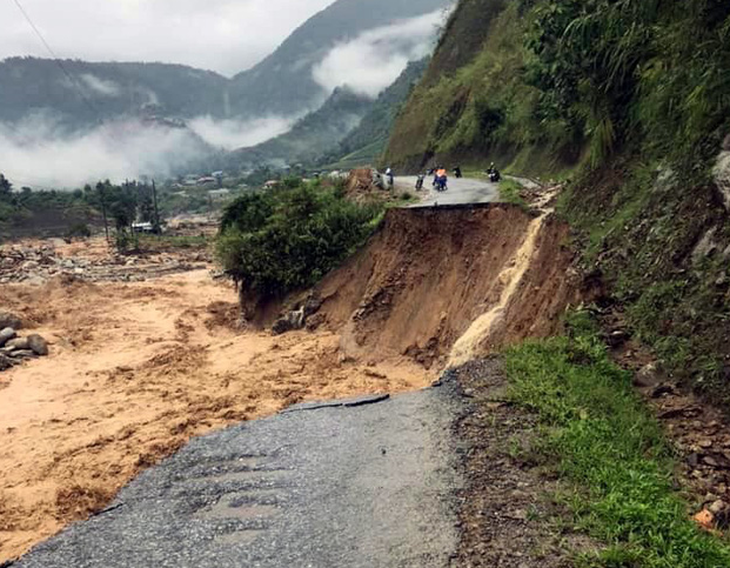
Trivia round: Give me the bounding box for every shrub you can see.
[216,181,381,299]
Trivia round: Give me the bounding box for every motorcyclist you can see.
[436,167,448,191]
[453,166,463,179]
[415,174,425,191]
[486,162,501,182]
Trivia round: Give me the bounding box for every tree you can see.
[0,174,12,198]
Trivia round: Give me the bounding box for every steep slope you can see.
[385,0,730,409]
[323,58,429,168]
[0,57,228,130]
[228,0,450,118]
[223,88,372,168]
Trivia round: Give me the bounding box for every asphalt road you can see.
[394,176,499,207]
[14,386,466,568]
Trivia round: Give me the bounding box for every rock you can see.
[714,152,730,211]
[0,327,17,347]
[651,384,675,398]
[699,439,714,449]
[303,295,323,317]
[271,307,306,336]
[692,228,720,263]
[4,337,29,351]
[709,500,728,515]
[0,354,14,371]
[605,329,630,347]
[634,363,663,387]
[9,349,36,359]
[0,311,22,330]
[27,334,49,356]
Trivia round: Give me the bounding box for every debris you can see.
[0,312,22,331]
[27,334,49,356]
[4,338,30,351]
[0,328,17,347]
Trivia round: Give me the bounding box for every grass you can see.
[504,311,730,567]
[498,179,528,208]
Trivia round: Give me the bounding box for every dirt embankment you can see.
[311,204,579,369]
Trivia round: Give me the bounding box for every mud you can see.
[314,204,578,369]
[0,242,426,562]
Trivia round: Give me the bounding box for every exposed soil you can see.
[0,238,427,562]
[449,357,597,566]
[313,204,579,369]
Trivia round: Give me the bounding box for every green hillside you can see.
[223,88,372,168]
[0,57,229,129]
[386,0,730,404]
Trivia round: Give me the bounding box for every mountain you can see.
[221,0,449,118]
[223,87,372,168]
[0,57,228,131]
[384,0,730,409]
[324,57,429,169]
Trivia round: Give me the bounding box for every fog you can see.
[0,116,212,189]
[312,9,446,98]
[0,111,303,188]
[188,115,297,151]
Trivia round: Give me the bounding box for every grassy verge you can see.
[504,312,730,567]
[498,179,528,209]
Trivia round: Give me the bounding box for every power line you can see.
[10,0,104,123]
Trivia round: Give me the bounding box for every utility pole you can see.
[152,179,160,233]
[98,182,110,244]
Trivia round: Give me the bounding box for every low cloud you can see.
[0,116,210,189]
[79,74,121,97]
[188,115,297,150]
[312,9,446,98]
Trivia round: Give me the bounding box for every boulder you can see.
[0,327,17,347]
[0,311,22,330]
[5,337,30,351]
[0,354,13,371]
[9,349,36,359]
[27,334,49,356]
[272,307,306,336]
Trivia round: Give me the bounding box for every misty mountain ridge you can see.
[0,0,452,187]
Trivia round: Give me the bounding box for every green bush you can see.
[216,181,382,299]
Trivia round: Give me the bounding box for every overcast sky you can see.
[1,0,337,76]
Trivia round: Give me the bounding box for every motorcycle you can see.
[435,176,448,192]
[415,175,425,191]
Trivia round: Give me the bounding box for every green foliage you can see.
[505,316,730,567]
[216,180,382,298]
[498,179,528,208]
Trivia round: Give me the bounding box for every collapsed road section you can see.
[13,386,464,568]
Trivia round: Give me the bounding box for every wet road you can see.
[394,176,499,207]
[14,387,466,568]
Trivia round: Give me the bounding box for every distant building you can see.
[208,189,231,201]
[264,180,280,189]
[197,176,217,185]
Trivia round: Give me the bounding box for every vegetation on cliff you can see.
[386,0,730,405]
[216,179,381,299]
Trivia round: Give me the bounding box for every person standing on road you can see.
[385,167,394,188]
